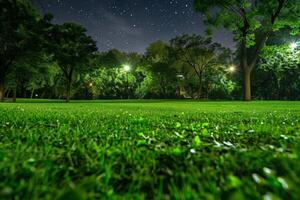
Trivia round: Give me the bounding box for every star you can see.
[32,0,235,53]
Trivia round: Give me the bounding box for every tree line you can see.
[1,0,299,102]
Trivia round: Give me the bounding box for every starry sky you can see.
[33,0,235,53]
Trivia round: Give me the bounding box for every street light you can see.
[228,65,236,73]
[290,42,297,50]
[123,64,131,72]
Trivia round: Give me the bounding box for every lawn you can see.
[0,100,300,199]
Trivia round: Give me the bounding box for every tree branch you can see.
[218,1,244,17]
[177,47,202,78]
[271,0,286,24]
[249,0,286,70]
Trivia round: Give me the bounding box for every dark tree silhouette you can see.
[47,23,97,102]
[0,0,47,101]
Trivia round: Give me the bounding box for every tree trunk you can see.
[197,73,203,99]
[6,89,11,98]
[0,80,4,102]
[64,67,74,103]
[206,83,210,99]
[41,91,46,99]
[23,90,27,98]
[276,77,281,100]
[243,68,251,101]
[0,69,5,102]
[198,85,203,99]
[12,87,17,103]
[160,77,167,98]
[85,86,89,99]
[31,89,35,99]
[66,79,71,103]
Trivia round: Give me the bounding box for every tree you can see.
[145,41,178,98]
[134,66,154,98]
[0,0,47,101]
[25,57,60,99]
[256,43,300,99]
[194,0,300,101]
[102,49,127,68]
[47,23,97,102]
[5,52,58,101]
[170,34,231,99]
[252,28,300,100]
[84,51,153,99]
[84,67,137,99]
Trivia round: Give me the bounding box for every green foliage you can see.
[253,43,300,100]
[83,50,153,99]
[84,67,137,99]
[170,34,234,98]
[145,40,170,63]
[0,0,40,59]
[0,0,50,100]
[2,0,299,102]
[194,0,300,46]
[145,40,178,98]
[48,23,97,71]
[134,66,154,98]
[194,0,300,101]
[5,54,59,96]
[47,23,97,101]
[0,100,300,199]
[260,44,300,71]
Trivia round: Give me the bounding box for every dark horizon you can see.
[33,0,235,53]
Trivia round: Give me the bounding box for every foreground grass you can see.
[0,100,300,199]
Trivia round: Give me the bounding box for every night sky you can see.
[33,0,234,53]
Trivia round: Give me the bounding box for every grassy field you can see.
[0,100,300,199]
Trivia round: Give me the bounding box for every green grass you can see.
[0,100,300,199]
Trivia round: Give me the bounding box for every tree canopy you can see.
[0,0,49,101]
[194,0,300,101]
[47,23,97,102]
[0,0,299,101]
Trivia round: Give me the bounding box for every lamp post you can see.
[123,65,131,99]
